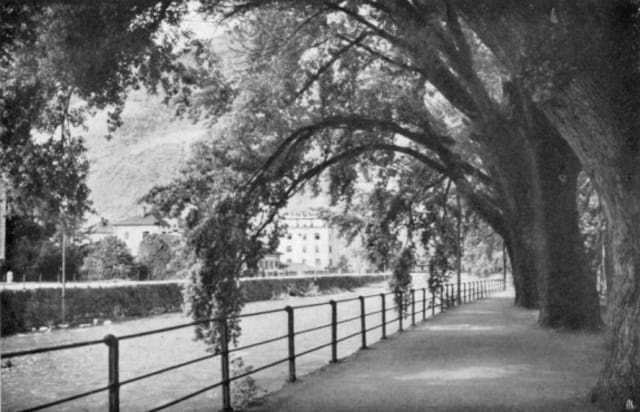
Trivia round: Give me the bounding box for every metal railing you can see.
[1,278,504,412]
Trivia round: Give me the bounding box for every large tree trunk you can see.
[534,118,601,329]
[595,193,640,409]
[504,232,538,308]
[540,70,639,410]
[374,0,603,327]
[456,2,639,407]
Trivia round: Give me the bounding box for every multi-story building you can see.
[276,213,340,270]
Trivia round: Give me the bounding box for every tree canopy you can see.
[3,1,639,409]
[159,1,638,408]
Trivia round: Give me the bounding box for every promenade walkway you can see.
[248,291,606,412]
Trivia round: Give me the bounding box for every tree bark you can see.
[534,118,601,329]
[595,194,640,409]
[455,2,639,407]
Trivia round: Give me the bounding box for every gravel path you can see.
[247,291,607,412]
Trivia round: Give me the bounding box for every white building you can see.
[111,215,170,256]
[276,213,340,270]
[85,218,114,243]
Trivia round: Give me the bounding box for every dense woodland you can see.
[1,1,638,409]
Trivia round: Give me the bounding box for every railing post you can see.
[104,334,119,412]
[359,296,367,349]
[431,289,435,317]
[463,283,466,303]
[411,289,416,326]
[446,284,450,308]
[398,292,404,332]
[286,306,296,382]
[439,286,444,312]
[422,288,426,321]
[380,294,387,339]
[220,319,232,412]
[330,300,338,363]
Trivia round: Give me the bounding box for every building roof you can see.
[112,215,170,227]
[87,224,113,235]
[86,219,113,235]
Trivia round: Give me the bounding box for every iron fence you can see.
[1,278,505,412]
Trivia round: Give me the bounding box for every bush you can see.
[0,282,184,335]
[137,234,175,279]
[241,274,390,301]
[31,239,87,282]
[0,274,391,335]
[81,236,136,280]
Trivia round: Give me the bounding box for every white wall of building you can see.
[112,225,166,256]
[276,215,340,269]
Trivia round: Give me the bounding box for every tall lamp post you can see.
[60,198,70,324]
[61,229,66,322]
[502,239,507,290]
[456,192,462,304]
[0,178,6,274]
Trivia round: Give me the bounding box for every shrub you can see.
[137,234,175,279]
[0,274,391,335]
[81,236,135,280]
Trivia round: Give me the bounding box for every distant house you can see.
[111,215,170,256]
[86,218,114,243]
[257,252,285,277]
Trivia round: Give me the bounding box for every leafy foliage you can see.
[390,246,415,316]
[230,356,264,410]
[137,234,175,280]
[81,236,136,280]
[0,2,196,279]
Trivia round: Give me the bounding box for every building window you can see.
[142,231,149,239]
[286,246,292,252]
[302,246,307,253]
[315,259,321,266]
[302,234,307,240]
[302,258,306,264]
[124,232,129,240]
[329,258,333,266]
[287,234,292,240]
[315,246,319,253]
[286,258,292,263]
[329,246,332,253]
[314,233,320,240]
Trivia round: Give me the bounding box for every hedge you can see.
[0,274,389,336]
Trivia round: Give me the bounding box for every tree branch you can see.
[290,31,369,103]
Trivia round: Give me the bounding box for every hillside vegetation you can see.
[82,91,208,221]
